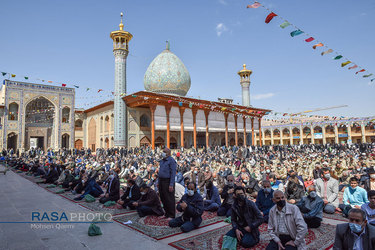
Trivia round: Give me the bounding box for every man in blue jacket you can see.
[297,185,324,228]
[203,181,221,212]
[169,182,204,232]
[158,147,177,218]
[256,180,275,223]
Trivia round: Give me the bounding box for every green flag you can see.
[24,76,29,80]
[333,55,343,60]
[73,85,79,88]
[280,21,290,29]
[363,73,373,78]
[1,72,6,76]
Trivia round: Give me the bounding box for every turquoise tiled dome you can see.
[144,48,191,96]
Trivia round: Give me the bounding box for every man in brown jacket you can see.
[191,167,205,193]
[132,184,164,217]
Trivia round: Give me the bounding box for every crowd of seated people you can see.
[4,142,375,248]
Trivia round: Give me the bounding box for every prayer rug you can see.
[323,211,348,222]
[169,223,336,250]
[37,183,65,194]
[78,202,135,216]
[59,192,86,203]
[114,211,225,240]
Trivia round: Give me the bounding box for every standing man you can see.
[158,148,176,219]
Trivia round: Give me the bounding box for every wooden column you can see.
[150,104,157,150]
[192,108,198,149]
[243,117,247,146]
[224,113,229,147]
[234,115,238,146]
[179,107,185,148]
[258,117,262,146]
[165,105,171,148]
[204,110,210,147]
[251,118,255,146]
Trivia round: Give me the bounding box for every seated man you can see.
[99,171,120,204]
[203,181,221,212]
[361,190,375,226]
[218,175,236,217]
[225,186,263,248]
[267,190,308,250]
[297,185,324,228]
[132,184,164,217]
[256,180,275,223]
[269,174,284,191]
[74,175,103,201]
[118,179,141,209]
[339,177,369,217]
[333,208,375,249]
[315,168,339,214]
[44,165,59,184]
[285,181,304,205]
[61,168,75,189]
[169,182,204,233]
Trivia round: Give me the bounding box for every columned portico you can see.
[258,117,262,146]
[150,104,156,149]
[204,110,210,147]
[192,108,197,149]
[165,105,171,148]
[243,117,247,146]
[224,113,229,147]
[234,115,238,146]
[179,107,185,148]
[251,118,255,146]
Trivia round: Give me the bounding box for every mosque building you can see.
[0,15,270,151]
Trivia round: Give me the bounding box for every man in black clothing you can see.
[225,186,263,248]
[99,171,120,204]
[217,175,236,217]
[117,179,141,209]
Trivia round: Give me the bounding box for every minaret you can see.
[110,13,133,147]
[237,64,252,106]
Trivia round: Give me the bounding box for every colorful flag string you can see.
[246,1,373,82]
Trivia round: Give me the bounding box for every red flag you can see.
[48,81,53,83]
[305,37,314,42]
[98,89,103,93]
[62,84,66,87]
[265,12,277,24]
[355,69,365,74]
[348,65,358,70]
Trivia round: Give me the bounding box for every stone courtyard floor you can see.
[0,166,343,250]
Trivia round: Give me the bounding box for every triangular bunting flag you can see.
[24,77,29,80]
[333,55,343,60]
[280,21,290,29]
[305,37,314,42]
[98,89,103,93]
[11,74,16,77]
[363,73,373,78]
[341,61,351,67]
[312,43,323,49]
[265,12,277,24]
[355,69,365,74]
[290,30,304,37]
[348,65,358,70]
[321,49,333,56]
[1,72,7,76]
[247,2,261,8]
[86,88,90,91]
[62,84,66,87]
[73,85,79,88]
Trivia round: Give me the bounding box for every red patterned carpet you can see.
[169,223,336,250]
[114,211,225,240]
[78,202,135,216]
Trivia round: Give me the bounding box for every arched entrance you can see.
[88,118,96,151]
[170,137,177,149]
[140,136,151,147]
[105,137,109,149]
[75,139,83,149]
[7,133,17,150]
[62,134,70,149]
[155,136,165,148]
[24,96,55,150]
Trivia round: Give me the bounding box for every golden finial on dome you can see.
[243,64,247,70]
[238,63,252,76]
[119,12,124,30]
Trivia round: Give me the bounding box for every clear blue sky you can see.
[0,0,374,117]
